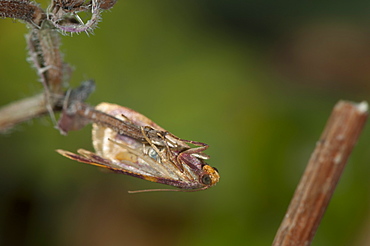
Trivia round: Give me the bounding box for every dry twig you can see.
[273,100,368,246]
[0,93,46,132]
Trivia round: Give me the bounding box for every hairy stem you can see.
[27,25,65,93]
[0,0,46,26]
[0,0,117,133]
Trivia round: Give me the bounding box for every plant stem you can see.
[272,100,368,246]
[0,93,47,132]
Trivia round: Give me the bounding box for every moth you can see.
[57,102,220,192]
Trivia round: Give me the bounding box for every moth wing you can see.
[56,149,161,178]
[57,149,209,189]
[56,149,113,169]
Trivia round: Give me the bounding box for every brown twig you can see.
[272,100,368,246]
[0,93,47,132]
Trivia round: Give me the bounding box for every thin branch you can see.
[272,100,368,246]
[0,93,47,132]
[0,79,94,133]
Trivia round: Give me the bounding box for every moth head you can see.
[200,165,220,187]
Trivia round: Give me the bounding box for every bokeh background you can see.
[1,0,370,245]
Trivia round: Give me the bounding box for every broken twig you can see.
[273,100,368,246]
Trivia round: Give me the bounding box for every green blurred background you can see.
[1,0,370,245]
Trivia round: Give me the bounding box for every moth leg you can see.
[141,126,167,161]
[155,131,186,170]
[141,126,185,172]
[181,145,209,158]
[169,136,210,159]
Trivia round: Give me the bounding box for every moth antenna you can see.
[47,99,57,127]
[63,89,72,111]
[128,189,182,194]
[128,186,209,194]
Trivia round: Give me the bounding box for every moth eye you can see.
[201,174,212,185]
[148,148,158,160]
